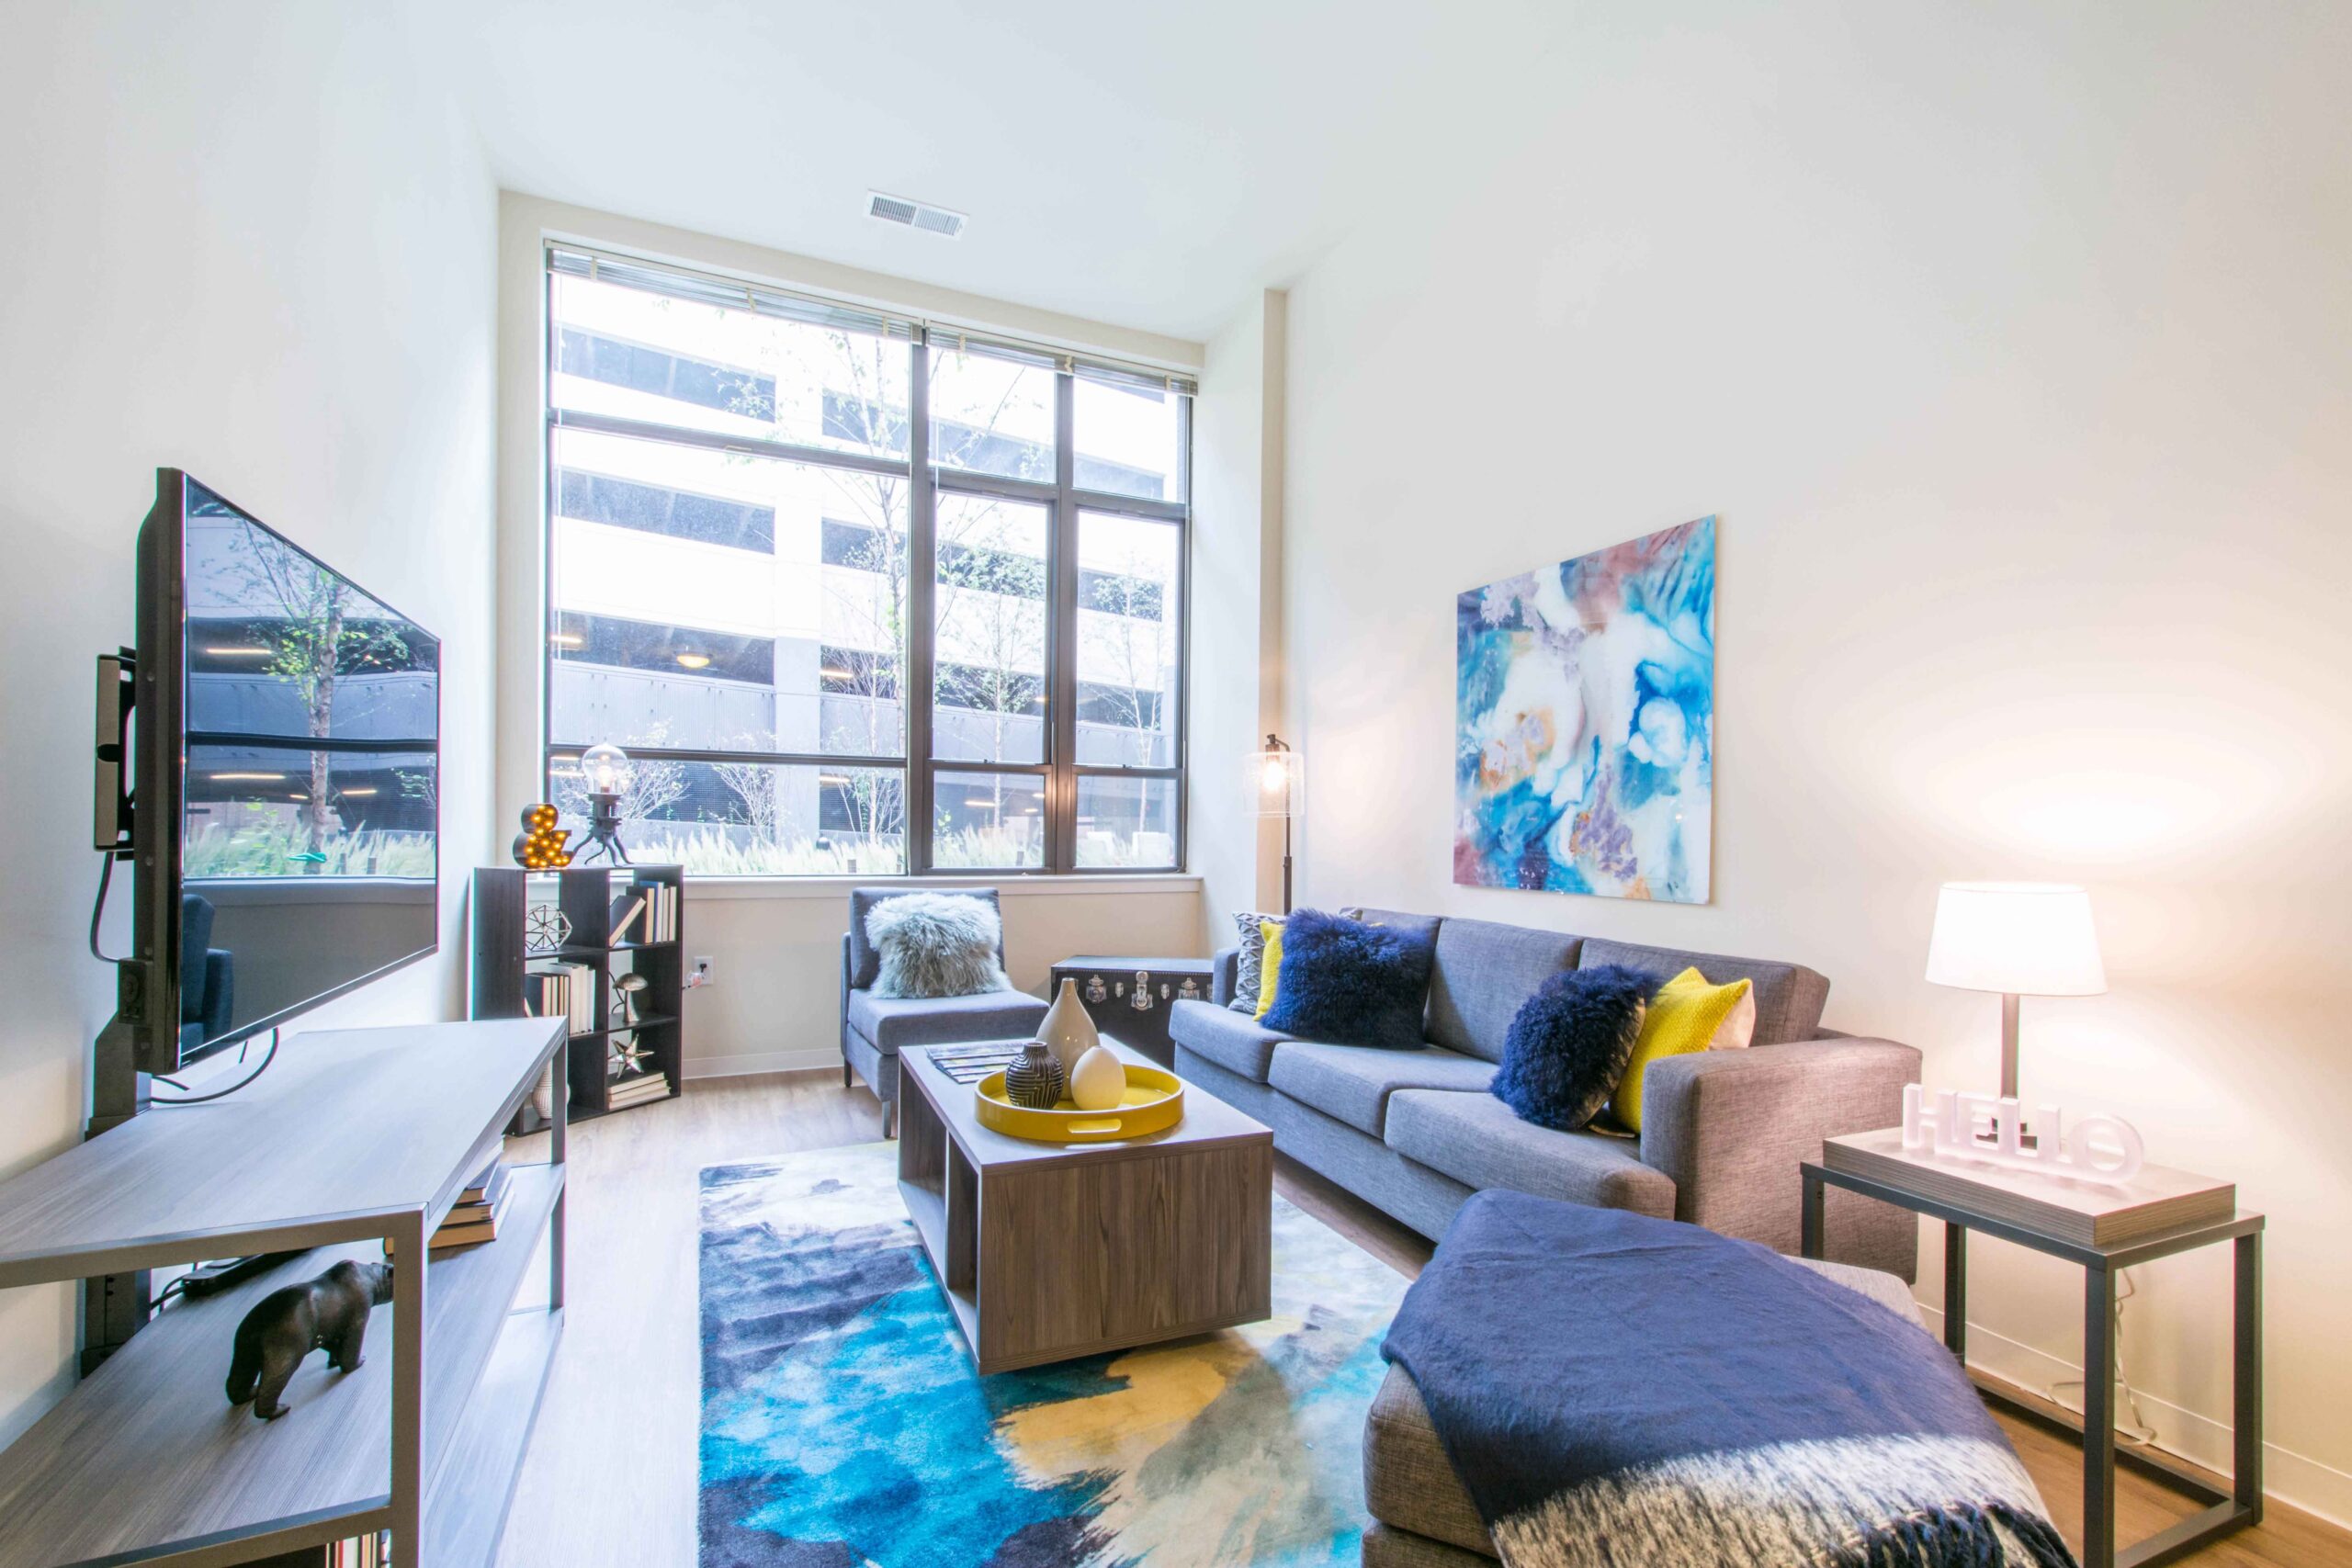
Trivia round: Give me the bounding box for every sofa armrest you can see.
[1640,1037,1922,1278]
[840,932,854,1059]
[1210,945,1239,1008]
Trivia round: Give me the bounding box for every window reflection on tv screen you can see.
[177,480,439,1052]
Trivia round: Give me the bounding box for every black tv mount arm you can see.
[94,649,135,856]
[85,647,154,1369]
[88,647,150,1132]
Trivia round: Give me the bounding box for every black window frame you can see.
[539,245,1192,878]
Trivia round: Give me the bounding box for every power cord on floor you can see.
[2048,1267,2159,1445]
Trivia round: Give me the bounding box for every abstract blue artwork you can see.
[1454,517,1715,903]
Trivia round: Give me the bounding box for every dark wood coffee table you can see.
[896,1036,1272,1374]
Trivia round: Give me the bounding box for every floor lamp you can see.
[1250,735,1303,913]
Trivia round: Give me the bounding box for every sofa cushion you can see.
[846,887,1005,991]
[1270,1043,1497,1137]
[1426,918,1581,1063]
[844,987,1046,1054]
[1169,998,1292,1083]
[1384,1089,1675,1217]
[1578,937,1828,1045]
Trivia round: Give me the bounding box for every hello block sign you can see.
[1901,1084,2146,1187]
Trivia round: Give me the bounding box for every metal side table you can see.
[1802,1159,2262,1568]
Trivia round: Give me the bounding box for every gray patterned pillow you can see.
[1227,910,1283,1013]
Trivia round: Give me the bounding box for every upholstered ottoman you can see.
[1363,1258,1928,1565]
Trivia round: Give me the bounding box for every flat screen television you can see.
[110,468,441,1074]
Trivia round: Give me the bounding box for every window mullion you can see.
[1048,369,1080,874]
[909,338,937,874]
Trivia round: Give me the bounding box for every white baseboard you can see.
[1918,1303,2352,1529]
[684,1047,842,1079]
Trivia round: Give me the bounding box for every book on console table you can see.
[388,1159,515,1256]
[1822,1127,2234,1247]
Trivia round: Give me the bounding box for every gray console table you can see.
[1802,1158,2262,1568]
[0,1017,567,1567]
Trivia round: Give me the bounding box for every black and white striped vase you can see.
[1002,1042,1067,1109]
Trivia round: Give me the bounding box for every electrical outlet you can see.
[692,954,715,987]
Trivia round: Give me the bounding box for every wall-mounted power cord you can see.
[151,1028,282,1104]
[88,852,128,964]
[92,847,284,1105]
[2049,1267,2159,1445]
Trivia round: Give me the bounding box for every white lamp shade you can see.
[1248,745,1303,818]
[1925,882,2107,997]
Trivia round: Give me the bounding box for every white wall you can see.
[1279,2,2351,1519]
[1191,291,1291,943]
[0,4,497,1443]
[493,196,1209,1076]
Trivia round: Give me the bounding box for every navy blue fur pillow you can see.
[1261,908,1435,1051]
[1490,965,1653,1131]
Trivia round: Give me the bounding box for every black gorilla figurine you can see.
[225,1260,395,1419]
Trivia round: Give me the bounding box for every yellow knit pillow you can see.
[1609,967,1757,1133]
[1252,919,1286,1021]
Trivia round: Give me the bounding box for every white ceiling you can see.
[416,0,1563,344]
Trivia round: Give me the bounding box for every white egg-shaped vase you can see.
[1038,977,1100,1075]
[1069,1043,1127,1111]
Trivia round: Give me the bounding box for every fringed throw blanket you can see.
[1383,1193,2075,1568]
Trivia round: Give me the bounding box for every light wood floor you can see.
[495,1070,2347,1568]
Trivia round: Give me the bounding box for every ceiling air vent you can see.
[867,190,966,239]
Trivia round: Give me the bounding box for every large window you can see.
[541,247,1192,875]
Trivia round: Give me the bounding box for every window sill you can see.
[684,872,1204,903]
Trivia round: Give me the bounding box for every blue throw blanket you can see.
[1383,1193,2075,1568]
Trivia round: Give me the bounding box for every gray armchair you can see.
[839,887,1049,1135]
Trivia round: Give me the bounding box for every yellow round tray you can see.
[975,1063,1186,1142]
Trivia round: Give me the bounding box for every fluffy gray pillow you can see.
[865,893,1012,998]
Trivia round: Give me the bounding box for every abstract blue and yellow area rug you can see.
[698,1143,1407,1567]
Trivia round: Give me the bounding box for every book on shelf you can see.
[610,879,677,944]
[329,1530,389,1568]
[389,1166,515,1257]
[607,1071,670,1108]
[524,964,595,1034]
[451,1157,512,1218]
[1820,1127,2235,1247]
[609,891,648,944]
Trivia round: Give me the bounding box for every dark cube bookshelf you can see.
[471,864,684,1123]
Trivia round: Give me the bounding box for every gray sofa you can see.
[839,887,1049,1135]
[1168,908,1919,1276]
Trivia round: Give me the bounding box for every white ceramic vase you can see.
[1069,1043,1126,1111]
[1038,977,1100,1075]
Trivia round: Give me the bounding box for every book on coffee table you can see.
[922,1043,1025,1084]
[1821,1127,2234,1247]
